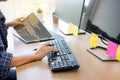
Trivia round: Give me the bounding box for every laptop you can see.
[13,12,54,43]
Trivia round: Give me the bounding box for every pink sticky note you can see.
[106,40,118,58]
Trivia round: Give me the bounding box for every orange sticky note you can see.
[116,45,120,61]
[89,32,98,48]
[68,23,73,33]
[73,25,78,37]
[106,41,117,59]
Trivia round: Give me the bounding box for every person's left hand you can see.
[6,17,25,27]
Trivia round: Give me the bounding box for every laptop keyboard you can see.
[46,39,80,72]
[18,29,38,41]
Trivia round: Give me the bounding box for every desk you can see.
[14,18,120,80]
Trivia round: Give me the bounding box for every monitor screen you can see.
[54,0,84,27]
[81,0,120,44]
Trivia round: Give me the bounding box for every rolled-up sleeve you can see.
[0,51,13,80]
[0,10,13,80]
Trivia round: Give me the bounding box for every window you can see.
[14,0,56,18]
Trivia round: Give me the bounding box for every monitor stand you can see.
[87,46,117,61]
[58,19,86,35]
[59,27,85,35]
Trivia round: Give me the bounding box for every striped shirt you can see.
[0,10,13,80]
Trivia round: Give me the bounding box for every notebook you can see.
[13,12,54,43]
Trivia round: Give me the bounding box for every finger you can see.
[16,17,25,22]
[17,17,24,20]
[19,17,25,21]
[45,46,58,52]
[42,43,51,46]
[17,22,25,26]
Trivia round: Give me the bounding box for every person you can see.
[0,0,58,80]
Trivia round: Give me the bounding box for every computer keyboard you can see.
[46,39,80,72]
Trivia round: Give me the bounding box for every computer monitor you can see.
[81,0,120,61]
[54,0,86,34]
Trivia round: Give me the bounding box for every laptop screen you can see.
[14,12,54,43]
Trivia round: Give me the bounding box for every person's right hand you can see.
[33,43,58,61]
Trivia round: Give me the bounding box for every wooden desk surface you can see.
[14,18,120,80]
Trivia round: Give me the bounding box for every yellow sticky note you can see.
[89,32,98,48]
[116,45,120,61]
[73,25,78,37]
[68,23,73,33]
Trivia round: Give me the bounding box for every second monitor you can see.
[53,0,86,35]
[81,0,120,61]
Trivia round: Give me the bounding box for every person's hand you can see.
[6,17,25,27]
[33,43,58,61]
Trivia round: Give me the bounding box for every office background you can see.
[0,0,56,53]
[1,0,120,80]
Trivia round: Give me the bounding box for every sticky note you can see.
[106,40,117,59]
[116,45,120,61]
[68,23,73,33]
[73,25,78,37]
[89,32,98,48]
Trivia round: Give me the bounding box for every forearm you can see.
[5,22,13,27]
[9,43,58,68]
[10,54,36,67]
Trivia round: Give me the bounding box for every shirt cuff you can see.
[0,52,13,79]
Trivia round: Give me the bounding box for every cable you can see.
[99,35,108,45]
